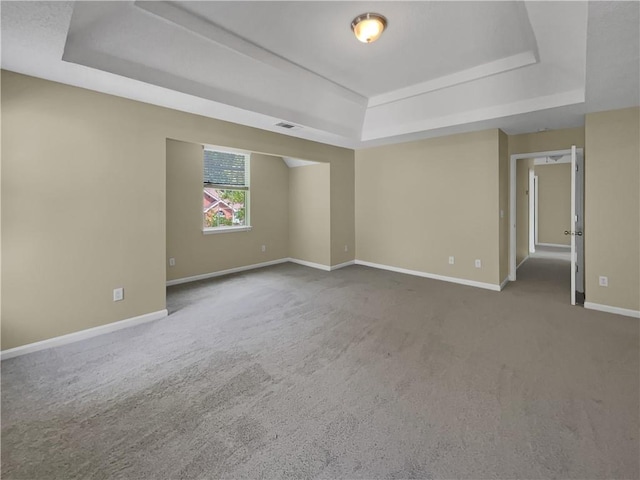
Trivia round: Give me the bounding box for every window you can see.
[203,148,250,233]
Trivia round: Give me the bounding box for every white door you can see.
[570,146,585,305]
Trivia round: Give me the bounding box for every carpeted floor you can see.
[2,259,639,479]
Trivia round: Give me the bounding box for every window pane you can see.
[203,150,246,186]
[203,188,246,228]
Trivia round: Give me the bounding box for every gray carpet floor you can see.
[2,259,639,479]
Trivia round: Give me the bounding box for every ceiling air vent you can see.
[275,122,301,130]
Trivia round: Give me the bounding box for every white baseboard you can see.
[168,257,355,287]
[167,258,289,286]
[584,302,640,319]
[354,260,501,291]
[516,256,529,270]
[530,251,571,260]
[330,260,355,271]
[288,258,331,271]
[1,309,168,361]
[536,243,570,248]
[500,276,510,290]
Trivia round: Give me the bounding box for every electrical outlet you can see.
[113,287,124,302]
[261,245,266,252]
[344,245,348,252]
[599,276,608,287]
[168,257,175,267]
[475,259,482,268]
[449,256,455,265]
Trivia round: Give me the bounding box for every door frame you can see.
[509,148,583,281]
[528,169,537,253]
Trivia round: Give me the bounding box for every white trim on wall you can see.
[528,169,536,253]
[584,302,640,319]
[500,277,510,290]
[287,258,331,271]
[531,251,571,261]
[534,155,571,165]
[516,256,529,269]
[536,243,570,248]
[166,258,289,286]
[1,309,169,360]
[3,259,357,360]
[330,260,355,271]
[534,175,539,245]
[510,148,580,281]
[167,258,354,285]
[355,260,501,291]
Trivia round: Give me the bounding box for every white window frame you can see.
[202,146,251,235]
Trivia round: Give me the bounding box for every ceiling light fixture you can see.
[351,13,387,44]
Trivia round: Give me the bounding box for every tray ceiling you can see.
[2,1,638,148]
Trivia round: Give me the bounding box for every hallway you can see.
[511,256,572,305]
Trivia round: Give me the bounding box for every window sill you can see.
[203,226,252,235]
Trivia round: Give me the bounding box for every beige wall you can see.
[498,130,509,283]
[166,140,289,281]
[536,163,571,246]
[355,129,501,285]
[509,127,585,155]
[1,71,354,350]
[516,158,534,265]
[585,107,640,311]
[289,164,331,266]
[330,159,355,266]
[3,69,638,351]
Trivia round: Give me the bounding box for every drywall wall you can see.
[289,164,331,266]
[584,107,640,311]
[355,129,501,286]
[1,71,354,350]
[509,127,585,155]
[330,159,355,266]
[535,163,571,246]
[1,77,166,349]
[516,159,534,265]
[498,130,509,283]
[166,140,289,281]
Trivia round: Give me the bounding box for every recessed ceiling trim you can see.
[134,0,367,107]
[62,43,361,139]
[363,89,585,141]
[368,51,539,108]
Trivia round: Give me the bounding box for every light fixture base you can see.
[351,13,387,44]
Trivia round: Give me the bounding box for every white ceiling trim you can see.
[368,50,539,108]
[363,88,585,141]
[134,0,367,107]
[2,1,637,149]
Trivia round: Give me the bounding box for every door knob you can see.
[576,231,582,236]
[564,231,570,235]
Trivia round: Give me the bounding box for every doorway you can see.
[509,147,585,305]
[528,155,572,261]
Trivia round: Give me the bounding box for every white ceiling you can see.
[1,1,639,149]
